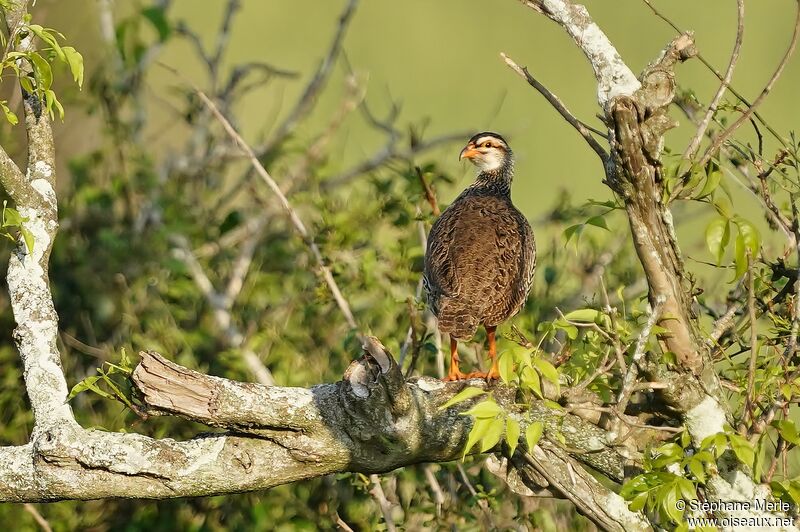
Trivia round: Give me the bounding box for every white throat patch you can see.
[473,149,505,172]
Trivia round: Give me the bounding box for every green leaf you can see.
[497,351,515,384]
[438,386,485,410]
[532,357,560,393]
[705,217,729,265]
[20,225,34,254]
[728,433,755,469]
[480,418,504,452]
[463,417,492,458]
[462,399,502,419]
[29,51,53,90]
[525,421,544,450]
[67,375,101,400]
[141,6,172,42]
[660,483,681,523]
[2,206,22,227]
[505,417,520,456]
[734,218,760,258]
[585,215,609,230]
[62,46,84,88]
[563,308,601,323]
[0,100,18,125]
[772,420,800,445]
[563,224,582,244]
[628,492,648,512]
[688,457,706,484]
[733,232,747,280]
[696,169,721,199]
[27,24,65,60]
[521,365,542,398]
[44,89,64,121]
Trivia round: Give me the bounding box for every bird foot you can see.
[460,370,499,382]
[443,369,471,381]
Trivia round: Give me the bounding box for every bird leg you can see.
[466,326,500,381]
[444,337,470,381]
[485,326,500,380]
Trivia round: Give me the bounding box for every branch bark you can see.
[0,340,634,502]
[507,0,798,529]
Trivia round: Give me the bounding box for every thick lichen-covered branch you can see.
[0,341,635,502]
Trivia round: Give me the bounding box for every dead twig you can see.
[258,0,359,155]
[615,296,665,419]
[744,251,758,424]
[369,474,397,532]
[694,1,800,169]
[500,52,609,166]
[683,0,744,159]
[23,504,52,532]
[163,69,361,333]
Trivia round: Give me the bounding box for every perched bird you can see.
[423,132,536,380]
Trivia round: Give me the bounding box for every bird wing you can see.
[424,195,516,300]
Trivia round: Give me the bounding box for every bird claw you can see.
[464,370,500,382]
[443,369,471,381]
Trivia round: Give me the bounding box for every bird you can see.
[423,132,536,381]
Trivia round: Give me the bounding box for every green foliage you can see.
[67,348,136,410]
[1,200,33,253]
[0,14,83,122]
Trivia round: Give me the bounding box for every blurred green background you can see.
[1,0,799,530]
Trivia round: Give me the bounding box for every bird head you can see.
[459,132,511,173]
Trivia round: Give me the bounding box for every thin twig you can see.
[369,474,397,532]
[641,0,788,146]
[745,251,758,424]
[223,216,267,306]
[423,465,446,516]
[683,0,744,160]
[23,504,52,532]
[500,52,609,165]
[334,513,355,532]
[164,68,361,332]
[615,296,665,418]
[416,166,441,216]
[322,131,469,190]
[258,0,359,155]
[457,463,496,527]
[708,301,743,345]
[694,1,800,169]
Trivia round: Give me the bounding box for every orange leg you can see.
[485,326,500,381]
[444,337,470,381]
[464,326,500,381]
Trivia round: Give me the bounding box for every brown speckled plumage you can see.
[423,132,535,379]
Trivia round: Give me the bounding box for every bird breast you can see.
[424,192,536,334]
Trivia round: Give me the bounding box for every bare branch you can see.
[170,234,275,386]
[22,504,52,532]
[694,1,800,169]
[164,69,360,331]
[368,475,398,532]
[745,251,758,424]
[1,0,73,433]
[501,52,608,165]
[520,0,640,109]
[258,0,359,155]
[615,296,664,420]
[683,0,744,160]
[322,132,469,190]
[641,0,788,146]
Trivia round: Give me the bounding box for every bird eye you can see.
[483,142,492,148]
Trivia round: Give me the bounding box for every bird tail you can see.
[434,298,480,340]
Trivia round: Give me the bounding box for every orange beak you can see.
[459,144,479,161]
